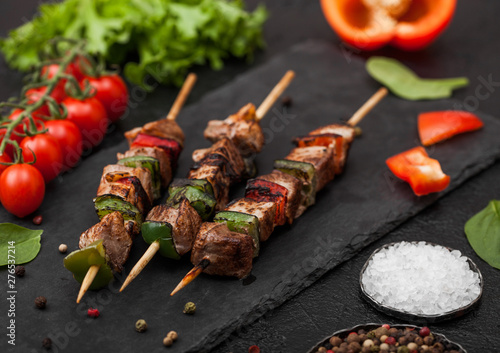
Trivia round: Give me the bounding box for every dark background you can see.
[1,1,500,352]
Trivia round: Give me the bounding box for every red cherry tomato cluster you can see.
[0,55,129,218]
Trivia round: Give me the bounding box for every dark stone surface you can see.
[1,1,500,353]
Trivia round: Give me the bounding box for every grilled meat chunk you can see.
[308,124,355,174]
[257,170,302,224]
[146,199,202,256]
[225,198,276,241]
[191,222,254,279]
[117,147,172,187]
[98,164,154,203]
[192,138,245,182]
[79,212,133,273]
[188,164,231,210]
[125,119,185,146]
[285,146,335,191]
[204,104,264,157]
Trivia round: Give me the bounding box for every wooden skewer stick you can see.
[119,241,160,292]
[167,73,198,121]
[170,259,210,296]
[255,70,295,121]
[171,87,388,297]
[77,74,198,301]
[347,87,388,127]
[76,264,101,303]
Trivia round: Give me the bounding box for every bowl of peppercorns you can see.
[307,324,466,353]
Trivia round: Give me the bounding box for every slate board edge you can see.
[179,41,500,352]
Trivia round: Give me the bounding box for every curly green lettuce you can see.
[0,0,267,87]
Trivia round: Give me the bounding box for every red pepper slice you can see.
[386,146,450,196]
[418,111,483,146]
[245,179,288,226]
[320,0,456,51]
[131,133,181,169]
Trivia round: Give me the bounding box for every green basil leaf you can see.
[366,56,469,100]
[0,223,43,266]
[464,200,500,269]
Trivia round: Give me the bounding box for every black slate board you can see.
[2,40,500,353]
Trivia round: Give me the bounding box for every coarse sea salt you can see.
[361,241,481,316]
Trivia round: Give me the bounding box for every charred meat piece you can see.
[117,147,172,187]
[99,164,154,203]
[192,138,245,182]
[79,212,133,273]
[285,146,335,191]
[294,133,343,174]
[131,134,182,170]
[257,170,301,224]
[190,222,254,279]
[204,104,264,157]
[146,199,202,256]
[308,124,355,174]
[225,198,276,241]
[188,164,231,210]
[125,119,185,146]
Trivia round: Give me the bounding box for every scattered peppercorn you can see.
[363,339,374,348]
[59,244,68,253]
[87,308,100,318]
[35,296,47,309]
[163,337,173,347]
[397,346,409,353]
[419,327,430,337]
[347,332,361,343]
[354,126,363,137]
[380,343,389,351]
[167,331,178,341]
[375,327,388,338]
[317,347,327,353]
[388,328,399,338]
[281,96,293,107]
[414,337,423,345]
[423,336,434,346]
[248,345,260,353]
[398,336,408,345]
[348,341,362,352]
[15,265,25,277]
[407,342,417,351]
[330,336,343,347]
[33,215,43,225]
[385,337,396,346]
[135,319,147,332]
[183,301,196,315]
[382,324,390,330]
[380,335,388,343]
[42,337,52,349]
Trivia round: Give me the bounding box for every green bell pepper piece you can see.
[141,221,180,260]
[118,156,162,200]
[167,185,216,221]
[168,178,215,198]
[94,195,143,227]
[214,211,260,257]
[63,240,114,290]
[274,159,317,207]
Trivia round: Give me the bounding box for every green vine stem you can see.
[0,39,87,156]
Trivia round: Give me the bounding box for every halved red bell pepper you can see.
[386,146,450,196]
[320,0,456,51]
[245,179,288,226]
[418,111,483,146]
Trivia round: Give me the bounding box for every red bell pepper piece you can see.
[418,111,483,146]
[131,133,182,169]
[320,0,456,51]
[245,179,288,226]
[386,146,450,196]
[294,133,343,172]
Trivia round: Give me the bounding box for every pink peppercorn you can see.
[248,345,260,353]
[382,324,390,330]
[87,308,100,318]
[419,327,430,337]
[385,336,396,345]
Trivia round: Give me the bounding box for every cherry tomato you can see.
[40,64,69,102]
[0,164,45,218]
[24,87,54,116]
[63,97,108,149]
[45,120,83,170]
[8,109,46,136]
[0,153,12,176]
[21,134,63,183]
[67,55,91,82]
[84,75,129,123]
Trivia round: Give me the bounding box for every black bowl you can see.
[359,241,483,324]
[307,323,467,353]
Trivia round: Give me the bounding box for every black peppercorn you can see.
[281,96,293,108]
[348,341,362,352]
[330,336,343,347]
[398,336,408,345]
[414,336,423,345]
[423,336,434,345]
[388,328,399,338]
[33,215,43,225]
[42,337,52,349]
[15,265,25,277]
[35,296,47,309]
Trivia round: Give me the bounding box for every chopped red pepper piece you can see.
[320,0,456,51]
[131,133,181,169]
[418,111,483,146]
[245,179,288,226]
[386,146,450,196]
